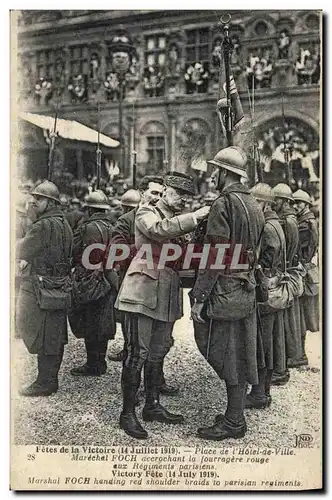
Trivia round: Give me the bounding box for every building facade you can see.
[15,10,321,191]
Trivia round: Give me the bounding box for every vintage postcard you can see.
[10,9,322,491]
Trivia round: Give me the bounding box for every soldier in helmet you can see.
[271,183,302,377]
[69,190,117,377]
[120,189,141,214]
[247,183,287,409]
[116,172,210,439]
[293,189,319,342]
[16,181,73,397]
[191,147,265,441]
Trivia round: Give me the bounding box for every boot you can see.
[120,365,147,439]
[71,339,106,376]
[142,361,184,424]
[20,381,58,397]
[214,413,248,432]
[271,369,290,386]
[159,359,179,396]
[200,383,246,440]
[245,369,270,409]
[197,420,246,440]
[108,349,125,362]
[20,349,63,397]
[265,369,273,406]
[287,356,309,368]
[98,340,108,375]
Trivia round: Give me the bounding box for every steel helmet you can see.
[250,183,273,202]
[30,181,61,203]
[84,190,110,210]
[207,146,248,179]
[121,189,141,208]
[293,189,313,206]
[271,183,293,201]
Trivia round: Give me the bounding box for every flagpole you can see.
[220,14,233,147]
[96,101,102,190]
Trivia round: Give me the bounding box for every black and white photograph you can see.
[10,8,322,491]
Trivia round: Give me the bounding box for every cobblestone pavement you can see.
[12,293,321,448]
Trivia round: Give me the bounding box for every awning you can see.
[20,112,119,148]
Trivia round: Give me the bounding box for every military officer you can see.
[69,190,117,377]
[16,181,73,397]
[247,183,287,409]
[191,147,265,441]
[293,189,319,344]
[108,178,162,362]
[116,172,210,439]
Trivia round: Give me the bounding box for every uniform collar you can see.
[222,182,250,195]
[298,207,315,224]
[88,211,111,223]
[38,207,64,221]
[264,208,279,222]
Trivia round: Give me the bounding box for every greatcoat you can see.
[16,208,73,355]
[279,206,302,361]
[297,208,319,333]
[258,208,287,373]
[69,212,117,342]
[191,183,265,386]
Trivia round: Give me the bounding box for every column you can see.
[76,148,84,180]
[126,115,135,184]
[167,108,177,172]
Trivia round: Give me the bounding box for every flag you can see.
[216,60,244,137]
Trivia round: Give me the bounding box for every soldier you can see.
[15,192,33,339]
[116,172,210,439]
[120,189,141,215]
[271,183,302,377]
[65,196,86,233]
[108,179,161,362]
[16,181,73,397]
[190,146,265,441]
[293,189,319,344]
[247,183,287,409]
[69,191,117,377]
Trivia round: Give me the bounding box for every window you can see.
[145,35,166,68]
[186,28,209,64]
[255,21,269,36]
[305,14,319,30]
[146,136,165,171]
[69,45,89,77]
[36,50,55,79]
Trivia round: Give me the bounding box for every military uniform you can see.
[16,182,73,396]
[69,194,117,377]
[245,184,287,409]
[191,147,265,441]
[116,172,200,439]
[294,190,319,347]
[279,206,303,367]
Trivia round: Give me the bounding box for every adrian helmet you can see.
[84,190,110,210]
[30,181,61,203]
[293,189,313,206]
[207,146,248,179]
[121,189,141,208]
[250,183,273,202]
[271,183,293,201]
